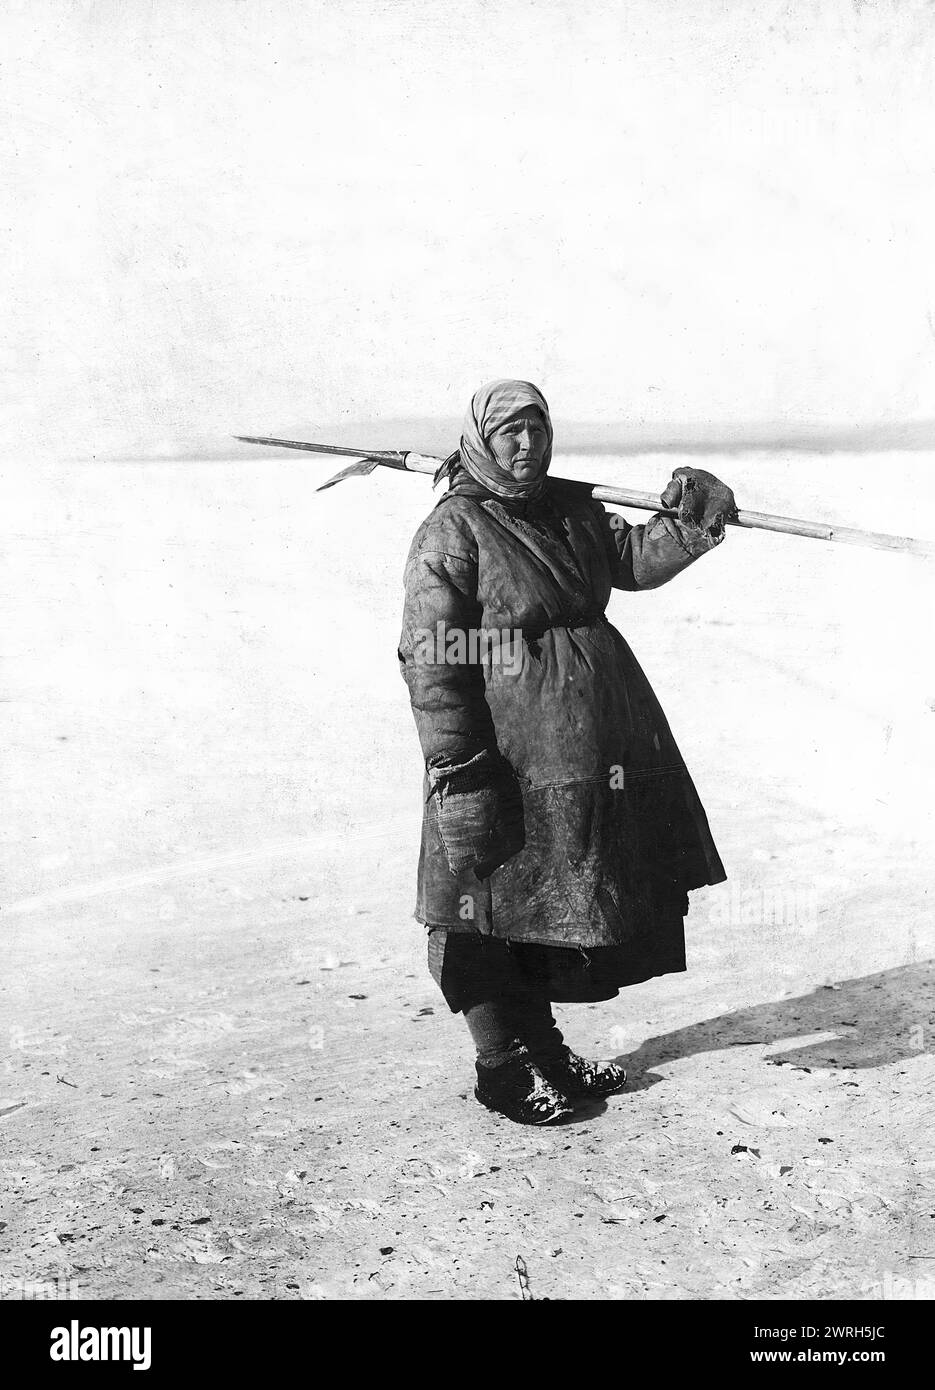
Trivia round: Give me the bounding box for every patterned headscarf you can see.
[455,379,553,500]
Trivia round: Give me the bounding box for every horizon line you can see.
[61,415,935,465]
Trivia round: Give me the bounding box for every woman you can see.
[398,380,734,1124]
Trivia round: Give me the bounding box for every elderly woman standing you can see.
[398,380,734,1124]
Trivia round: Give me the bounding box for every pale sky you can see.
[4,0,935,457]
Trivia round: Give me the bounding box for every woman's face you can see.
[488,410,549,483]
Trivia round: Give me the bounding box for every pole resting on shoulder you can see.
[232,435,935,558]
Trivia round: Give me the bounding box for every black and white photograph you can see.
[3,0,934,1337]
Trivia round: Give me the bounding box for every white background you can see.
[4,0,935,456]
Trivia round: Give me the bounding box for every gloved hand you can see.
[429,749,525,879]
[661,466,738,543]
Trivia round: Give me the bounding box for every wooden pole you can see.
[400,452,934,557]
[234,437,935,558]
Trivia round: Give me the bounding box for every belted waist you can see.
[520,610,607,644]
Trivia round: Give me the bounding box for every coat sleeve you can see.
[398,543,498,774]
[593,503,724,592]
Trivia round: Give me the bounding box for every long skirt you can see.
[427,883,689,1014]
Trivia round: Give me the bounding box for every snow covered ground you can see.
[2,447,934,1299]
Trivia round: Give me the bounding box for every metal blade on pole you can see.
[234,435,935,558]
[316,458,382,490]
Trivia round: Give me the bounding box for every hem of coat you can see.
[412,867,726,946]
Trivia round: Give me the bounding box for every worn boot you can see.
[474,1046,573,1125]
[537,1046,628,1100]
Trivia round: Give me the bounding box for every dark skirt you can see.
[428,884,688,1013]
